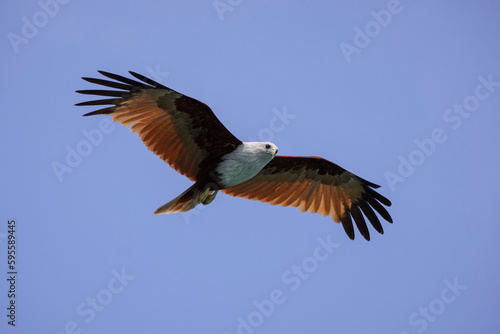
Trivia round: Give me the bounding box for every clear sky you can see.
[1,0,500,333]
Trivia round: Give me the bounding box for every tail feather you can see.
[154,184,202,214]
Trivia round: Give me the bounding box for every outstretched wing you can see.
[76,71,242,181]
[222,156,393,241]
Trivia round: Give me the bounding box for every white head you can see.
[243,141,279,157]
[216,141,279,187]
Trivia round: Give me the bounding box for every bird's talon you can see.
[202,190,218,205]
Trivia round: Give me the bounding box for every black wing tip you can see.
[75,70,173,118]
[342,190,394,241]
[81,76,95,83]
[363,181,392,206]
[97,69,113,77]
[350,205,371,241]
[79,70,168,92]
[82,111,99,117]
[343,226,355,240]
[378,193,392,207]
[128,71,168,90]
[359,176,381,189]
[81,109,111,116]
[359,202,384,234]
[359,176,394,207]
[128,70,141,77]
[340,215,356,240]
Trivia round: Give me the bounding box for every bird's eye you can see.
[265,144,271,149]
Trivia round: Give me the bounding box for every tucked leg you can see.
[202,190,219,205]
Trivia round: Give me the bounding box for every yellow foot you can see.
[202,190,218,205]
[198,188,211,203]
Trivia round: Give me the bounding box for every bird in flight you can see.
[76,71,393,240]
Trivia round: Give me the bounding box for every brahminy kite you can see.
[76,71,393,240]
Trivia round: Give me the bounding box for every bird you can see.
[76,71,393,241]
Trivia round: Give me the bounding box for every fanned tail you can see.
[154,184,202,214]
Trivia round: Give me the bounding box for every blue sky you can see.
[1,0,500,333]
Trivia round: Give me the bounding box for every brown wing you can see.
[222,156,393,241]
[76,71,242,181]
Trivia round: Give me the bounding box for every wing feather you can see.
[76,71,242,180]
[340,213,355,240]
[317,183,329,216]
[350,205,369,241]
[271,182,298,205]
[282,174,308,206]
[222,156,393,240]
[302,180,319,213]
[291,180,313,209]
[359,202,383,234]
[323,182,333,216]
